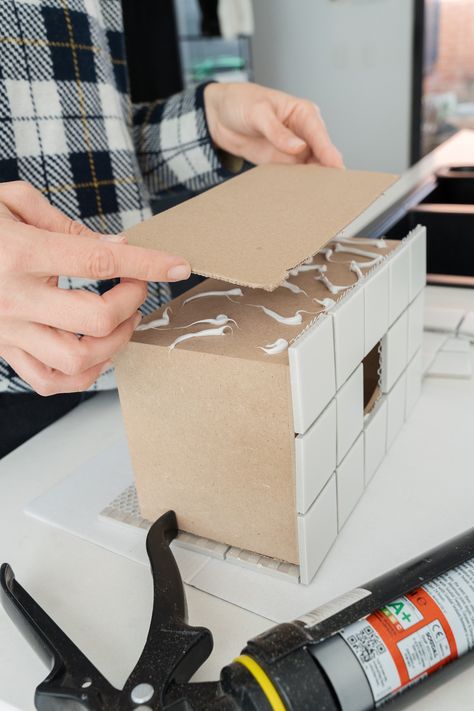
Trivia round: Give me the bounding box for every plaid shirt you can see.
[0,0,231,393]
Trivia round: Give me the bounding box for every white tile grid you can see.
[336,363,364,464]
[331,285,365,388]
[364,396,388,485]
[336,433,364,530]
[387,370,408,450]
[288,314,336,435]
[381,309,408,393]
[406,349,423,418]
[297,474,338,585]
[364,262,389,355]
[295,400,336,514]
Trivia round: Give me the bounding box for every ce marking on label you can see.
[432,623,445,639]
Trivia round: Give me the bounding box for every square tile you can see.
[387,371,407,449]
[381,310,408,393]
[331,287,365,387]
[295,400,336,513]
[458,312,474,342]
[426,351,472,380]
[364,396,387,484]
[406,350,423,418]
[297,474,338,585]
[289,315,335,434]
[336,364,363,464]
[364,262,389,355]
[389,243,410,324]
[409,226,427,301]
[441,338,470,354]
[424,307,465,334]
[337,434,364,530]
[407,290,424,361]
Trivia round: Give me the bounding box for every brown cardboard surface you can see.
[132,239,401,362]
[116,343,299,563]
[125,165,398,290]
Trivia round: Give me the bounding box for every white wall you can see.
[252,0,414,173]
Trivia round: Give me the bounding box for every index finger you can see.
[288,103,344,168]
[21,225,191,282]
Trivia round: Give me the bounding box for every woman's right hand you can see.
[0,181,190,395]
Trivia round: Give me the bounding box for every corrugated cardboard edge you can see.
[124,164,399,291]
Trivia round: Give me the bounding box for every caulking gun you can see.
[1,511,473,710]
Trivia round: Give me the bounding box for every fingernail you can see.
[100,233,127,243]
[133,312,142,328]
[288,137,306,150]
[167,264,191,281]
[100,360,113,375]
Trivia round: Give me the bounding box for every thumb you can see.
[254,102,307,155]
[0,180,98,238]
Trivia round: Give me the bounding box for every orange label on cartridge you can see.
[340,560,474,705]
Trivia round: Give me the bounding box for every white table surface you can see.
[0,286,473,711]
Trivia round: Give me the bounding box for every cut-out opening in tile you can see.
[363,342,381,415]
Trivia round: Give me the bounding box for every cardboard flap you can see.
[125,164,398,290]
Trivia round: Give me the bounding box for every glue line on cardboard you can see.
[258,339,289,355]
[183,288,243,305]
[168,325,232,351]
[135,307,172,331]
[247,305,318,326]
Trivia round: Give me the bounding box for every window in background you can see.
[421,0,474,155]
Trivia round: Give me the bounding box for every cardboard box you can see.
[116,164,426,583]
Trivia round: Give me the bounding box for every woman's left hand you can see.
[204,82,343,168]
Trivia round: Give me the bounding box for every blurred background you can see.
[124,0,474,175]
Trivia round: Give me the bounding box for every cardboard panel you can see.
[364,263,389,355]
[387,371,407,449]
[336,364,364,464]
[332,287,365,387]
[116,343,299,564]
[297,474,338,585]
[337,433,364,530]
[407,290,424,361]
[389,243,410,325]
[381,310,408,393]
[406,349,423,418]
[289,316,336,434]
[409,226,427,301]
[295,400,336,514]
[124,164,398,290]
[364,396,387,484]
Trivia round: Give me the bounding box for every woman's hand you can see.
[0,181,190,395]
[204,82,343,168]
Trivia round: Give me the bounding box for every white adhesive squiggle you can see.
[248,305,315,325]
[320,248,333,261]
[314,297,336,310]
[280,280,308,296]
[180,314,237,329]
[289,264,326,276]
[350,261,365,281]
[351,256,384,269]
[183,288,243,305]
[135,307,172,331]
[315,273,353,295]
[334,237,387,249]
[258,338,289,355]
[333,243,383,262]
[169,325,232,351]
